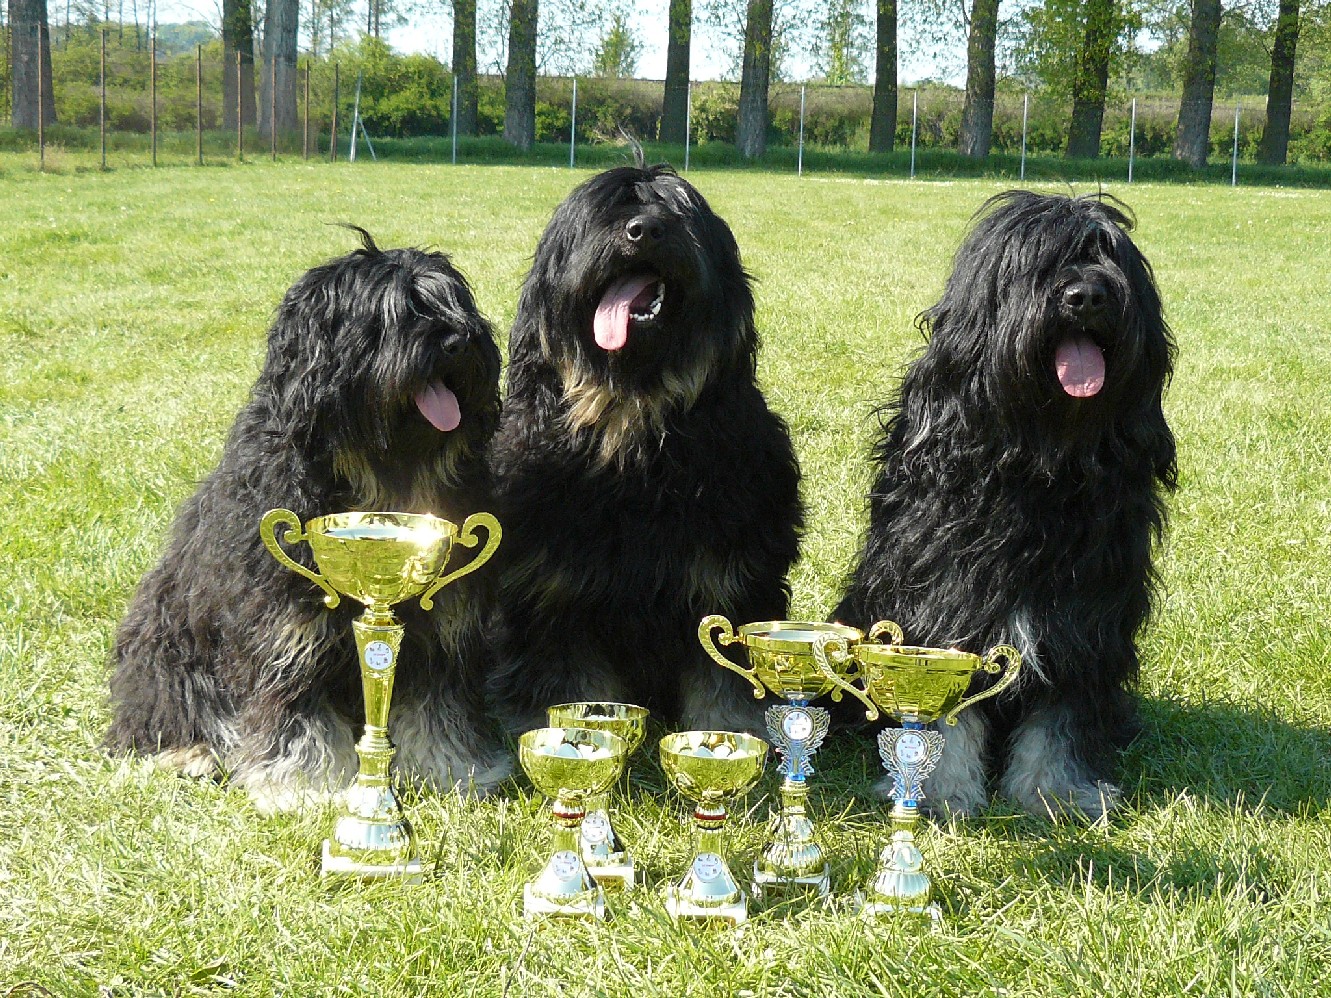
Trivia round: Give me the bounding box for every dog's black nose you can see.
[625,215,666,244]
[1062,281,1109,318]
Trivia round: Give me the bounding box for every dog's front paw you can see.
[152,744,221,780]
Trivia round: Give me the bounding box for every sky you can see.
[151,0,964,85]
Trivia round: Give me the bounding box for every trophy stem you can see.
[525,797,606,919]
[754,701,831,897]
[321,608,425,882]
[861,719,941,920]
[667,802,748,924]
[580,790,635,890]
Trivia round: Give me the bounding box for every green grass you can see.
[2,160,1330,996]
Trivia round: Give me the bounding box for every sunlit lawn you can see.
[1,157,1329,995]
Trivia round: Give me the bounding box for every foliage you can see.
[591,10,642,78]
[1013,0,1141,97]
[811,0,873,84]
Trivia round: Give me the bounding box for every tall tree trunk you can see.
[1258,0,1298,165]
[659,0,690,144]
[9,0,56,128]
[1173,0,1221,167]
[259,0,297,138]
[1065,0,1116,158]
[736,0,772,159]
[957,0,999,157]
[221,0,256,132]
[451,0,477,135]
[868,0,897,152]
[503,0,537,149]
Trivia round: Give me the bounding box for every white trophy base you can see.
[665,887,748,925]
[857,891,943,924]
[321,840,427,883]
[752,862,831,898]
[523,884,607,920]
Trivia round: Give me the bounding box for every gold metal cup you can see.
[814,632,1021,918]
[545,702,648,889]
[698,616,901,898]
[659,730,769,925]
[519,726,628,920]
[259,508,501,881]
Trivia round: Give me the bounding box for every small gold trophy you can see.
[259,508,501,881]
[814,632,1021,918]
[545,702,649,889]
[698,616,902,897]
[519,726,628,920]
[659,730,769,925]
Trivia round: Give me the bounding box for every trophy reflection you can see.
[814,631,1021,917]
[260,508,500,881]
[659,730,768,925]
[545,702,648,889]
[698,616,901,897]
[519,726,628,919]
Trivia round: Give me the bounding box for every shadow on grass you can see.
[5,128,1331,188]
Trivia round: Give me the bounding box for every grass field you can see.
[1,158,1329,996]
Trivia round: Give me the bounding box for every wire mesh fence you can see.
[1,26,1327,177]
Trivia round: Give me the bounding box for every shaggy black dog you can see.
[488,165,803,733]
[106,229,511,812]
[834,191,1176,820]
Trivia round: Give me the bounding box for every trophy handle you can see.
[259,508,340,609]
[812,633,879,722]
[697,615,765,699]
[419,512,502,611]
[867,619,904,645]
[942,644,1022,726]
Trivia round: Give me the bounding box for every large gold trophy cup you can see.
[260,508,501,881]
[814,632,1021,918]
[698,616,902,897]
[545,702,649,889]
[659,730,768,925]
[519,726,628,920]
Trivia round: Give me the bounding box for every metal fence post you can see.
[798,84,806,177]
[330,62,339,162]
[270,58,277,161]
[684,81,691,172]
[196,43,203,166]
[236,50,243,159]
[303,62,309,160]
[451,74,458,165]
[150,26,157,167]
[570,77,577,168]
[100,29,107,170]
[1020,93,1028,181]
[37,25,45,171]
[1128,97,1136,183]
[1232,103,1240,187]
[910,89,918,180]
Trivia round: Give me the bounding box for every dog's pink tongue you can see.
[1055,335,1106,398]
[594,274,657,351]
[415,382,461,431]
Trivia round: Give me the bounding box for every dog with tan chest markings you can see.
[488,164,804,735]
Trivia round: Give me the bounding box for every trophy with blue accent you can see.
[698,615,902,896]
[813,632,1021,918]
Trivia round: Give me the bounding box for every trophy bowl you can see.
[698,616,903,898]
[659,730,769,924]
[814,632,1021,918]
[519,726,628,920]
[260,507,501,881]
[545,702,649,889]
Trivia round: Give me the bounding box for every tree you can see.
[814,0,870,83]
[1065,0,1117,157]
[221,0,256,132]
[1258,0,1299,164]
[736,0,773,158]
[504,0,537,149]
[452,0,478,134]
[591,9,639,76]
[868,0,897,152]
[9,0,56,128]
[958,0,1000,157]
[259,0,299,138]
[660,0,691,143]
[1174,0,1222,166]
